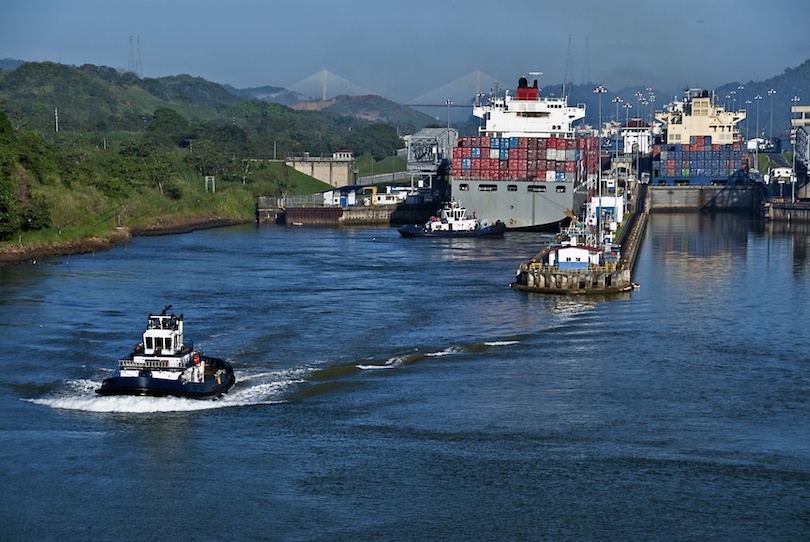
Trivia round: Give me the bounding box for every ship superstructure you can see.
[652,89,749,185]
[656,89,745,145]
[472,77,585,139]
[451,76,594,229]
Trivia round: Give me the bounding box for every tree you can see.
[0,111,20,239]
[21,194,51,231]
[148,108,190,146]
[345,123,403,159]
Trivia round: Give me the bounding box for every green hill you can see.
[0,61,414,250]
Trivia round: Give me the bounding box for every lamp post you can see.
[594,85,608,245]
[445,99,453,130]
[623,102,633,197]
[745,100,751,139]
[792,96,800,201]
[754,94,762,170]
[623,102,632,159]
[613,96,623,179]
[768,89,776,142]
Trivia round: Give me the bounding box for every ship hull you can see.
[453,179,587,229]
[97,357,235,399]
[398,221,506,238]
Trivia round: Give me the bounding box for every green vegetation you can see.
[355,154,407,178]
[0,61,416,246]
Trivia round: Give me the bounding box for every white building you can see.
[621,118,652,154]
[548,245,601,270]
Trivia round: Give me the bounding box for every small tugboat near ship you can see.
[96,307,235,399]
[398,200,506,238]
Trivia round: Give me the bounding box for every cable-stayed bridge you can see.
[288,69,376,101]
[286,69,501,107]
[404,70,500,107]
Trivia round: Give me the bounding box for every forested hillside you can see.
[0,61,414,247]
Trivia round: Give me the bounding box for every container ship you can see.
[450,76,596,229]
[652,89,749,185]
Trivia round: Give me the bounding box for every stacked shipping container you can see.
[452,136,599,183]
[652,136,749,178]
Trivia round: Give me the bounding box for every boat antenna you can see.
[162,305,172,315]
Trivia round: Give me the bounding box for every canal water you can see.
[1,213,808,541]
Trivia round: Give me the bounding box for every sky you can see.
[3,0,810,104]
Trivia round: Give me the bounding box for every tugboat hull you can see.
[97,357,235,399]
[398,222,506,238]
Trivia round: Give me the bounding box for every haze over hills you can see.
[1,57,808,138]
[0,60,439,132]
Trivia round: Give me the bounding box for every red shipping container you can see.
[537,139,547,150]
[527,138,538,150]
[499,160,508,170]
[712,144,720,151]
[555,161,565,172]
[471,158,481,170]
[527,149,537,159]
[538,159,547,171]
[453,157,462,170]
[480,137,490,148]
[564,161,576,173]
[461,147,471,158]
[516,148,528,159]
[518,138,529,148]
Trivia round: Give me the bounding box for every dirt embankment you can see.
[0,213,252,266]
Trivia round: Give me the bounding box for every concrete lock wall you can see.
[286,159,355,188]
[649,186,754,210]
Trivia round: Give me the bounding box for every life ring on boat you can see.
[481,219,490,228]
[194,353,200,364]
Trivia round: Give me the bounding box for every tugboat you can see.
[398,200,506,238]
[96,306,235,398]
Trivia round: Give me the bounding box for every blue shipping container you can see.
[471,147,481,158]
[461,158,472,169]
[499,148,509,160]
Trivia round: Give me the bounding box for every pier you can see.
[512,184,649,294]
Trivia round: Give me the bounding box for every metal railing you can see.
[119,358,190,370]
[258,194,326,209]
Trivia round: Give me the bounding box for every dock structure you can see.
[513,185,649,295]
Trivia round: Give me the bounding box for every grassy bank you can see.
[1,160,331,263]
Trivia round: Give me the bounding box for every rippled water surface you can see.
[1,214,808,541]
